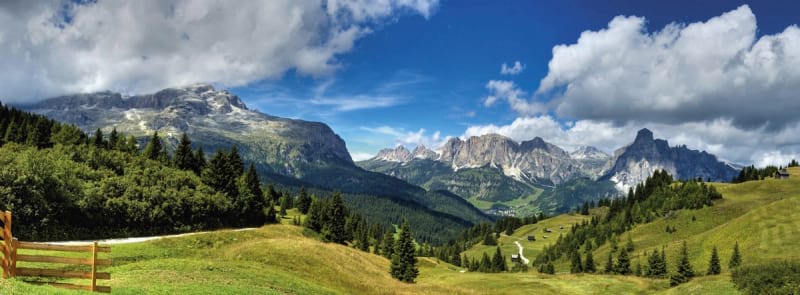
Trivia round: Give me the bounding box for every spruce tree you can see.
[625,235,635,253]
[483,232,497,246]
[125,135,138,153]
[263,202,278,224]
[381,230,395,259]
[92,128,105,148]
[491,247,506,272]
[584,250,596,273]
[479,253,492,272]
[279,196,288,217]
[296,187,312,214]
[243,163,266,224]
[729,241,741,269]
[390,221,418,283]
[174,133,194,170]
[193,147,206,174]
[545,262,555,274]
[108,128,119,150]
[143,131,163,160]
[634,262,642,276]
[570,251,583,273]
[707,246,721,275]
[604,251,614,274]
[615,248,632,275]
[322,193,347,244]
[671,241,694,286]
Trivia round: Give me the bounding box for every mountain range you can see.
[359,127,739,215]
[23,84,739,218]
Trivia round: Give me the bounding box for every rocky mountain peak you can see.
[633,128,654,145]
[571,146,610,160]
[374,145,413,162]
[412,145,438,160]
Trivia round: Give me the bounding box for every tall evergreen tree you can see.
[92,128,105,148]
[226,145,244,176]
[479,253,492,273]
[491,247,506,272]
[625,235,635,253]
[671,241,694,286]
[279,196,289,217]
[570,251,583,273]
[604,251,614,274]
[108,128,119,150]
[390,220,418,283]
[322,193,347,244]
[707,246,721,275]
[615,248,632,275]
[193,147,206,174]
[173,133,194,170]
[143,131,163,160]
[125,135,138,153]
[304,198,323,232]
[729,241,741,269]
[296,187,312,214]
[264,202,278,224]
[584,250,596,273]
[381,230,395,259]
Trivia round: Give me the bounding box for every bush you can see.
[731,261,800,295]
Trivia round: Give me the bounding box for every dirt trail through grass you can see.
[513,241,530,264]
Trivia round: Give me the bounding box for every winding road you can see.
[513,241,530,264]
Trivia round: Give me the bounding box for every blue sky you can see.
[3,0,800,165]
[229,0,800,161]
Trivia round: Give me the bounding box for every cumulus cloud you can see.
[538,5,800,131]
[483,80,546,115]
[461,116,800,167]
[0,0,438,102]
[500,61,524,75]
[362,125,449,149]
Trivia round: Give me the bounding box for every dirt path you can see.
[513,241,530,264]
[42,227,259,246]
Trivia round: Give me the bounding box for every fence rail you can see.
[0,211,111,293]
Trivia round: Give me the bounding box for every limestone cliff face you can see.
[438,134,580,185]
[602,128,739,190]
[571,146,611,177]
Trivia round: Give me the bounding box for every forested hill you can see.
[0,104,476,244]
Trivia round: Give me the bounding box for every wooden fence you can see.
[1,211,111,293]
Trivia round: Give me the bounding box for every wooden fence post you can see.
[2,211,11,279]
[11,238,18,278]
[91,241,98,292]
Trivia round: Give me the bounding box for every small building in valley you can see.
[777,170,790,179]
[511,254,520,262]
[527,235,536,241]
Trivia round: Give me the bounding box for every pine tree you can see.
[707,246,721,275]
[390,221,418,283]
[483,232,497,246]
[491,247,506,272]
[243,163,266,224]
[634,262,642,276]
[479,253,492,272]
[193,147,206,174]
[570,251,583,273]
[545,262,555,274]
[381,230,395,259]
[226,145,244,177]
[108,128,119,150]
[615,248,632,275]
[584,250,596,273]
[173,133,194,170]
[671,241,694,286]
[296,187,312,214]
[143,131,163,160]
[322,193,347,244]
[125,135,138,153]
[304,198,323,232]
[263,202,278,224]
[92,128,105,148]
[604,251,614,274]
[729,241,741,269]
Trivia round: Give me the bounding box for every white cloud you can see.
[537,5,800,131]
[483,80,546,115]
[500,61,525,75]
[362,126,449,150]
[349,152,375,161]
[310,95,400,111]
[0,0,438,102]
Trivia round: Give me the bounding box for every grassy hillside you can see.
[5,168,798,294]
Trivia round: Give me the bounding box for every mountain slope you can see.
[21,86,491,239]
[602,128,739,190]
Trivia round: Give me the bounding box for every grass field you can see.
[2,168,799,294]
